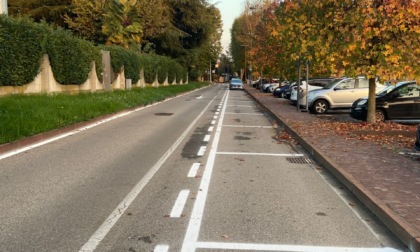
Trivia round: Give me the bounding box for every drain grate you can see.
[286,156,314,164]
[155,113,174,116]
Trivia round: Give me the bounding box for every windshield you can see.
[322,79,344,89]
[376,85,396,96]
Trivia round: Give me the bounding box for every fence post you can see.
[101,50,112,91]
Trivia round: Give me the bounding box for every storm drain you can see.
[155,113,174,116]
[286,156,314,164]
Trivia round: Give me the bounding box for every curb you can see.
[244,87,420,252]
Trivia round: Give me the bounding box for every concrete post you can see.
[101,50,112,91]
[125,79,132,90]
[0,0,8,15]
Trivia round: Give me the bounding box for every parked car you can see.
[273,84,291,98]
[283,82,297,99]
[290,78,337,106]
[229,78,244,90]
[307,77,386,114]
[350,81,420,122]
[252,78,270,89]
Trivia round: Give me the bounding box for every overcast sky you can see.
[214,0,244,54]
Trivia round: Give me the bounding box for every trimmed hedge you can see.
[46,28,101,85]
[0,16,187,87]
[0,16,50,86]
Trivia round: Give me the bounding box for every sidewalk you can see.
[244,84,420,252]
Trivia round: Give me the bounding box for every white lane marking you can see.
[187,163,201,178]
[196,242,401,252]
[225,112,264,115]
[222,125,274,128]
[226,105,255,107]
[217,151,304,157]
[79,88,223,252]
[213,115,218,119]
[170,190,190,218]
[215,112,220,115]
[154,245,169,252]
[0,87,207,162]
[197,146,207,156]
[211,120,216,125]
[208,126,214,132]
[195,95,203,99]
[217,108,221,112]
[181,90,229,252]
[203,135,211,142]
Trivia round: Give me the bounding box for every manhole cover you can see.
[155,113,174,116]
[286,157,314,164]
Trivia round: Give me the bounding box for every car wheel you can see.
[313,100,329,114]
[375,110,385,122]
[280,92,286,98]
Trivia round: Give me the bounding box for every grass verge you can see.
[0,82,209,145]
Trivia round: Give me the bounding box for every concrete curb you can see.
[244,87,420,252]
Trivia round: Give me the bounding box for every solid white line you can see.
[225,112,264,115]
[79,88,223,252]
[196,242,401,252]
[197,146,207,156]
[154,245,169,252]
[203,135,211,142]
[187,163,201,178]
[226,105,255,107]
[217,151,304,157]
[222,125,274,128]
[170,190,190,218]
[181,90,229,252]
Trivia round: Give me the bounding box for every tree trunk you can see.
[366,77,377,123]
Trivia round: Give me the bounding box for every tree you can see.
[8,0,72,28]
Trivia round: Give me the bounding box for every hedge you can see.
[0,15,50,86]
[46,28,101,85]
[0,16,187,87]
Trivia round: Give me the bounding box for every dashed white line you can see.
[197,146,207,156]
[203,135,211,142]
[225,112,264,115]
[187,163,201,178]
[181,90,229,252]
[154,245,169,252]
[79,88,223,252]
[170,190,190,218]
[211,120,216,125]
[208,126,214,132]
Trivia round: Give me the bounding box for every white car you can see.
[290,78,336,106]
[307,77,386,114]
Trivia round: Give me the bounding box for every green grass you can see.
[0,82,209,145]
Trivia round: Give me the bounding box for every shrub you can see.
[46,28,100,85]
[0,16,50,86]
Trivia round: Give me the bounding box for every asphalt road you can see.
[0,84,406,252]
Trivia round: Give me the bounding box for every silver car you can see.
[307,77,386,114]
[229,78,244,90]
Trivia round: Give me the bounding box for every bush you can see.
[46,28,100,85]
[0,16,50,86]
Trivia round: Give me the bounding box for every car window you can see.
[398,84,420,98]
[336,79,355,89]
[357,79,369,88]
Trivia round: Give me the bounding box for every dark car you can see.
[273,84,290,98]
[350,81,420,122]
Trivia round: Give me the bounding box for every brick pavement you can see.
[244,84,420,252]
